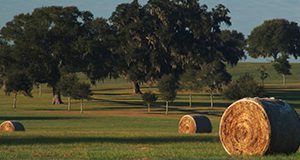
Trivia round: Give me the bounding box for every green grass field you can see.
[0,62,299,160]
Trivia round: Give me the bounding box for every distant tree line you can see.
[0,0,299,111]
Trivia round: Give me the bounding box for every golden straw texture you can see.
[178,115,212,134]
[0,121,25,132]
[220,98,300,155]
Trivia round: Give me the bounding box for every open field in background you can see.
[228,62,300,84]
[0,62,299,159]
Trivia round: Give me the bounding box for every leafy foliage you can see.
[223,74,265,100]
[179,67,199,91]
[70,83,92,100]
[58,74,79,98]
[142,92,158,105]
[247,19,300,59]
[158,74,179,102]
[110,0,245,93]
[0,6,114,104]
[198,61,231,94]
[258,65,269,86]
[5,72,33,97]
[198,61,231,107]
[273,55,291,76]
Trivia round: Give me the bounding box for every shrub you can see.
[142,92,158,112]
[223,74,265,100]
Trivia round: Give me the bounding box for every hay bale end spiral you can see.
[220,98,300,155]
[178,115,212,134]
[0,121,25,132]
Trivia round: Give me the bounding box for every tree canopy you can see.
[247,19,299,85]
[247,19,300,59]
[0,1,248,107]
[110,0,245,93]
[223,74,265,100]
[0,6,115,103]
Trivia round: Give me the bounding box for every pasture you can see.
[0,62,299,160]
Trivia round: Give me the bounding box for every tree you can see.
[58,74,79,111]
[111,1,245,95]
[79,17,118,84]
[247,19,300,82]
[223,74,265,100]
[0,6,102,105]
[110,0,151,94]
[198,61,231,108]
[0,37,14,95]
[258,65,269,87]
[142,92,158,113]
[70,83,92,114]
[5,72,33,109]
[179,68,198,107]
[158,74,179,115]
[273,55,291,86]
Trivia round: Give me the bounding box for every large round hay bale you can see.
[220,98,300,155]
[0,121,25,132]
[178,115,212,134]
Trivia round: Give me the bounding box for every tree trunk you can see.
[189,91,192,107]
[210,92,214,109]
[52,86,63,105]
[13,92,17,109]
[147,103,151,113]
[39,83,42,96]
[68,97,71,111]
[80,99,83,114]
[132,80,142,95]
[2,80,9,96]
[166,101,169,115]
[261,79,264,87]
[282,74,286,86]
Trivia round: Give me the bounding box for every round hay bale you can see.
[220,98,300,155]
[178,115,212,134]
[0,121,25,132]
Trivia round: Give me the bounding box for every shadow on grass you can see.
[92,97,144,106]
[170,107,224,117]
[87,106,143,111]
[34,108,72,111]
[0,116,86,121]
[160,102,229,108]
[0,135,219,145]
[92,87,129,92]
[92,92,131,96]
[266,89,300,101]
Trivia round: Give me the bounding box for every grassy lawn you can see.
[0,62,299,159]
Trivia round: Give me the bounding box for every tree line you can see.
[0,0,300,111]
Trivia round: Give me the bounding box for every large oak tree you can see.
[1,6,115,104]
[247,19,300,84]
[111,0,245,94]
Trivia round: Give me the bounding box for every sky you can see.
[1,0,300,62]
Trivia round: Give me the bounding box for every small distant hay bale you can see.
[178,115,212,134]
[220,98,300,156]
[0,121,25,132]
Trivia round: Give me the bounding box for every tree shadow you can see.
[90,98,224,116]
[266,89,300,101]
[168,107,224,117]
[92,87,129,92]
[0,116,86,121]
[0,135,219,146]
[34,108,71,111]
[92,93,130,96]
[88,106,143,111]
[167,102,230,108]
[92,97,144,106]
